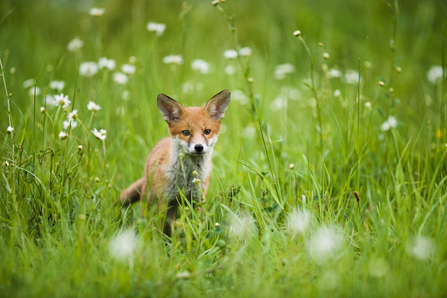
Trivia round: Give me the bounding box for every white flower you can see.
[192,178,201,185]
[23,78,35,89]
[381,116,398,131]
[427,66,444,84]
[68,110,78,120]
[191,59,210,74]
[364,101,372,109]
[40,107,45,113]
[113,72,128,84]
[59,131,68,140]
[98,57,116,70]
[368,258,389,277]
[67,37,83,52]
[274,64,295,80]
[63,119,77,130]
[289,163,295,169]
[333,89,341,97]
[225,65,235,76]
[287,209,312,234]
[121,64,136,74]
[163,55,183,64]
[87,101,101,111]
[28,86,41,97]
[182,82,195,94]
[323,53,330,60]
[122,90,130,100]
[244,126,256,138]
[146,22,166,36]
[54,93,71,108]
[89,8,105,16]
[406,235,434,260]
[308,226,343,262]
[109,229,138,261]
[232,89,249,105]
[270,97,287,111]
[328,69,342,78]
[344,70,360,85]
[223,49,238,59]
[6,126,14,134]
[239,47,252,57]
[50,80,65,91]
[79,62,99,77]
[227,213,257,240]
[92,128,106,140]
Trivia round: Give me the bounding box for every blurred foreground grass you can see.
[1,0,447,297]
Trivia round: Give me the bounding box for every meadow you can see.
[1,0,447,296]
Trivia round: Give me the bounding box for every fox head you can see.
[157,89,231,155]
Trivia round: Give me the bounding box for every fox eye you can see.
[182,130,190,136]
[204,129,211,135]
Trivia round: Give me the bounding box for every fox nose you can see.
[194,144,204,152]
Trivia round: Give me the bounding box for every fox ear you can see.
[204,89,231,121]
[157,94,185,123]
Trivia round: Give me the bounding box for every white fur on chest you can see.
[163,138,213,202]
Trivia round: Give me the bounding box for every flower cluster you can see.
[147,22,166,36]
[380,116,397,131]
[274,64,295,80]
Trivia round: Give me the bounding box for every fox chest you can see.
[163,156,210,202]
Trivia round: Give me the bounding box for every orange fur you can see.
[119,90,231,237]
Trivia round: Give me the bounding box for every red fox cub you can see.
[119,89,231,237]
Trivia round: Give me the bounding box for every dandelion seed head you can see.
[308,226,343,262]
[109,229,138,261]
[287,209,312,234]
[427,66,444,84]
[368,258,389,277]
[98,57,116,70]
[223,50,238,59]
[227,213,257,240]
[79,62,99,77]
[163,55,183,65]
[113,72,128,84]
[67,37,84,52]
[407,235,434,260]
[89,8,105,16]
[191,59,210,74]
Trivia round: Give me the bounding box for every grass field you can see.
[1,0,447,296]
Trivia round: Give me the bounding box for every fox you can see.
[119,89,231,237]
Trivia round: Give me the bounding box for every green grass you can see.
[1,0,447,297]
